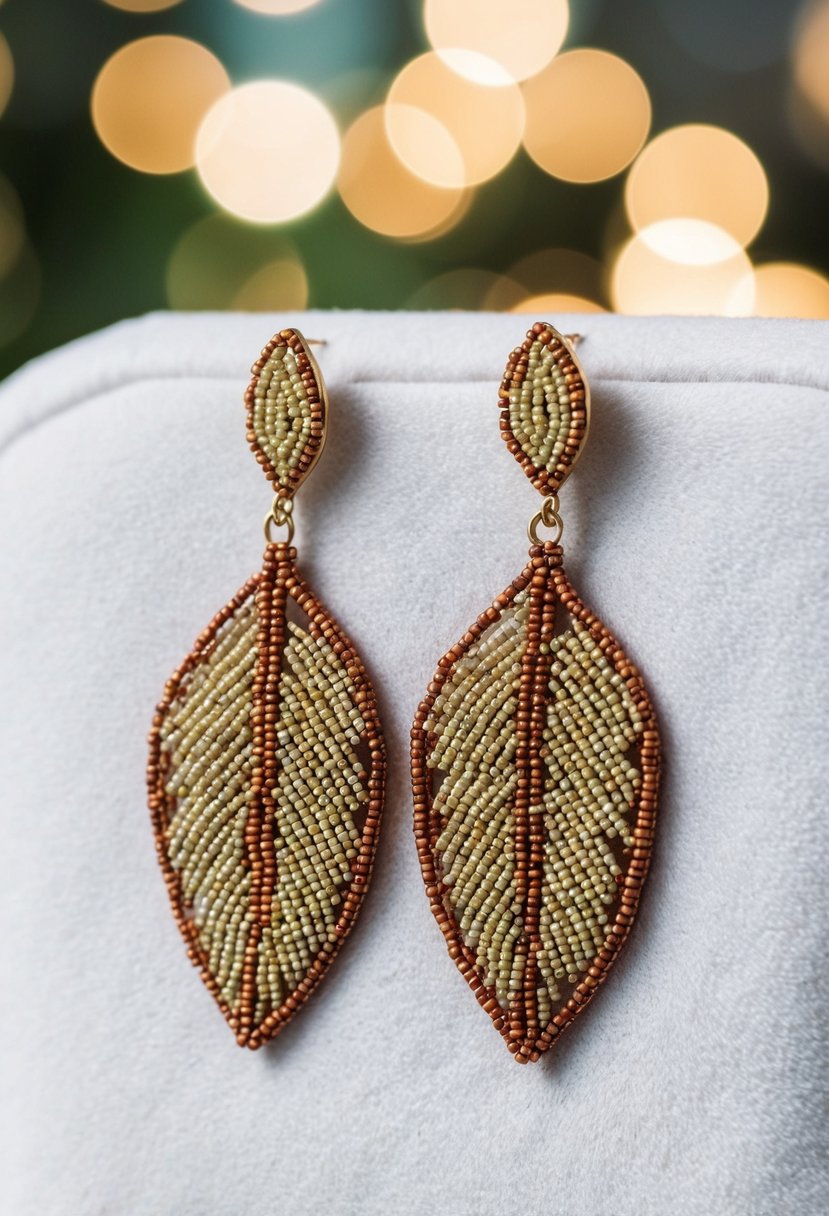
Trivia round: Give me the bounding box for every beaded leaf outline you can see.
[148,330,386,1049]
[411,322,661,1065]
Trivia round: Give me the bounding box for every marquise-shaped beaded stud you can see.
[148,329,385,1049]
[411,322,661,1064]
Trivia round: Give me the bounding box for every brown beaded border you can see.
[245,329,328,496]
[499,321,590,496]
[410,541,660,1064]
[148,542,385,1049]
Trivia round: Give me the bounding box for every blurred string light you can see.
[0,171,39,347]
[0,244,40,348]
[751,262,829,318]
[195,82,340,222]
[102,0,183,12]
[611,222,754,315]
[407,268,525,310]
[91,37,230,173]
[338,106,470,239]
[166,214,308,309]
[0,31,13,118]
[625,125,768,247]
[407,248,609,312]
[231,259,309,310]
[423,0,569,83]
[791,0,829,167]
[0,174,24,277]
[523,50,651,183]
[386,51,524,187]
[508,248,607,312]
[514,293,605,314]
[232,0,325,13]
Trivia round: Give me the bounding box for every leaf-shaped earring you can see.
[411,322,661,1064]
[148,330,385,1049]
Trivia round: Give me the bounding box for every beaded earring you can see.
[148,329,385,1049]
[411,322,661,1064]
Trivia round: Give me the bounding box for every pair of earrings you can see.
[147,323,660,1065]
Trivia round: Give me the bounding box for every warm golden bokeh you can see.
[751,261,829,318]
[625,124,768,248]
[523,50,651,183]
[507,248,606,308]
[195,82,340,222]
[383,104,465,191]
[0,243,39,348]
[511,292,606,314]
[793,1,829,125]
[91,37,230,174]
[233,0,324,12]
[637,218,747,265]
[611,222,755,315]
[102,0,183,11]
[231,259,309,311]
[166,213,308,309]
[423,0,568,84]
[0,32,14,119]
[0,173,24,278]
[387,51,524,187]
[408,268,525,310]
[338,106,470,239]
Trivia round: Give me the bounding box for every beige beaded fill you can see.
[425,599,643,1015]
[157,596,369,1028]
[149,329,385,1050]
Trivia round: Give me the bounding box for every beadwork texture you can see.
[411,544,659,1063]
[149,544,384,1048]
[499,321,590,495]
[246,329,327,496]
[412,321,660,1064]
[149,326,385,1049]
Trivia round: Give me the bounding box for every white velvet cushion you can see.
[1,312,826,1216]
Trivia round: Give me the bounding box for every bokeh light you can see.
[0,244,40,349]
[231,259,309,310]
[195,82,340,223]
[507,248,606,309]
[386,51,524,187]
[166,213,308,310]
[626,124,768,248]
[523,50,651,183]
[91,37,230,174]
[423,0,568,84]
[102,0,183,12]
[0,174,24,278]
[751,262,829,318]
[0,32,14,119]
[233,0,324,13]
[407,268,525,310]
[511,293,606,314]
[638,218,747,265]
[338,105,470,239]
[611,221,755,315]
[794,1,829,125]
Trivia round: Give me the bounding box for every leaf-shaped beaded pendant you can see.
[411,322,661,1064]
[148,330,385,1049]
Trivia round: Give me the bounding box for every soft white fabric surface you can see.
[1,311,827,1216]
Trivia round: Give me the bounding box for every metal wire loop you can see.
[263,494,295,544]
[527,494,563,545]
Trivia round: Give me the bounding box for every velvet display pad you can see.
[1,312,827,1216]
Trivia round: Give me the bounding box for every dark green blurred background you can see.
[1,0,828,380]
